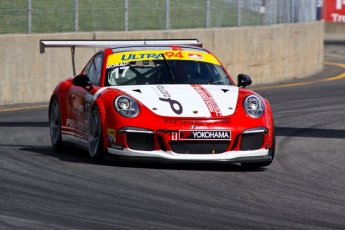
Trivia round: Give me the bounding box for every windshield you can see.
[105,50,232,86]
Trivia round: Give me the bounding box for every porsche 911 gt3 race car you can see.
[41,39,275,168]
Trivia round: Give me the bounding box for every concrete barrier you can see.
[0,21,323,105]
[324,22,345,40]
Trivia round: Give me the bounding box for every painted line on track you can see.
[0,104,48,113]
[252,61,345,90]
[1,62,345,113]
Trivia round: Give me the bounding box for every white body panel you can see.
[109,84,239,117]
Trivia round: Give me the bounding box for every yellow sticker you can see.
[107,128,116,142]
[106,50,220,68]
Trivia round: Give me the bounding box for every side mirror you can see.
[237,74,252,88]
[72,74,93,91]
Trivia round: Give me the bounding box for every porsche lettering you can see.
[66,119,78,128]
[66,119,88,132]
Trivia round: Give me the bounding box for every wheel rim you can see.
[89,110,101,157]
[50,99,61,145]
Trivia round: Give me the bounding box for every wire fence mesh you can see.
[0,0,319,34]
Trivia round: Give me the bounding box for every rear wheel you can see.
[88,106,107,163]
[49,96,64,151]
[241,133,276,169]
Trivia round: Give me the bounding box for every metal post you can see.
[75,0,78,32]
[316,0,322,20]
[206,0,210,28]
[28,0,32,34]
[125,0,128,31]
[166,0,170,30]
[237,0,241,27]
[71,46,76,76]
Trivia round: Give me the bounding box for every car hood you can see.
[108,84,239,117]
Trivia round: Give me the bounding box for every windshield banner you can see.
[106,50,220,67]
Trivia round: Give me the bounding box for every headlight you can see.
[114,95,139,118]
[243,95,264,118]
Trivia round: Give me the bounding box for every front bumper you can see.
[107,147,271,162]
[107,124,272,163]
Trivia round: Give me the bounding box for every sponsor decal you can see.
[110,144,123,150]
[188,53,203,60]
[106,62,129,69]
[66,119,87,132]
[72,105,84,116]
[85,94,93,123]
[121,51,184,61]
[180,130,231,140]
[107,128,116,142]
[156,85,171,97]
[106,50,221,67]
[323,0,345,22]
[159,98,183,114]
[191,84,222,117]
[190,125,208,130]
[66,118,78,128]
[172,132,178,140]
[156,85,183,115]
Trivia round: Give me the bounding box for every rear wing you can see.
[40,39,203,75]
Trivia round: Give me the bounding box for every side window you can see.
[87,53,104,86]
[82,60,92,75]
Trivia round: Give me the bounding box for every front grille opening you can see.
[240,133,264,151]
[126,133,154,151]
[157,135,167,151]
[169,141,229,154]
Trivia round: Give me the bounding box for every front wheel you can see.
[49,96,64,151]
[88,106,107,163]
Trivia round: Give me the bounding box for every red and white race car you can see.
[41,39,275,168]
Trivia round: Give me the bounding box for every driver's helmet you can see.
[186,61,200,74]
[175,61,187,79]
[175,61,200,79]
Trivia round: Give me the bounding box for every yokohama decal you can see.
[180,130,230,140]
[191,84,222,117]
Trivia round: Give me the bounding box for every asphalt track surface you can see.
[0,43,345,230]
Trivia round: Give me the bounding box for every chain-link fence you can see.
[0,0,318,34]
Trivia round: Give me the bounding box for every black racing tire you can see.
[88,106,107,163]
[49,96,64,152]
